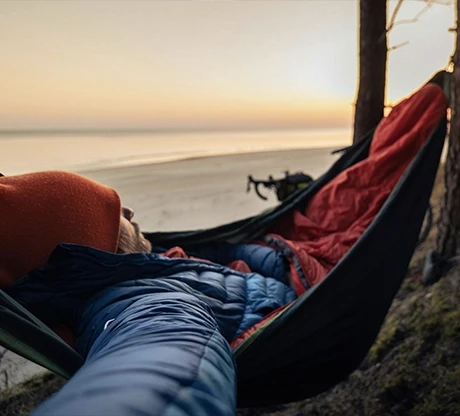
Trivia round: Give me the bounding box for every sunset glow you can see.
[0,1,455,131]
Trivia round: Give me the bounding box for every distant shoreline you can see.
[76,145,339,174]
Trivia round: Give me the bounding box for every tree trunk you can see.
[353,0,388,143]
[436,3,460,259]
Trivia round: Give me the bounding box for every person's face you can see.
[117,207,152,254]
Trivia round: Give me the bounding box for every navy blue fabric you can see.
[31,292,237,416]
[8,244,295,345]
[6,243,295,416]
[186,242,288,284]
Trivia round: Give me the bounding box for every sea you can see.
[0,128,351,175]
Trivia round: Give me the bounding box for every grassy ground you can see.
[2,171,460,416]
[0,372,65,416]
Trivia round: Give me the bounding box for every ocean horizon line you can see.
[0,126,351,137]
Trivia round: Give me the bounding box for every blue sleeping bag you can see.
[7,243,296,416]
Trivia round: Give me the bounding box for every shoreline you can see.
[76,145,339,174]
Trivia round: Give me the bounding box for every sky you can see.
[0,0,455,131]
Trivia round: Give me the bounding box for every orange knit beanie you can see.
[0,171,122,286]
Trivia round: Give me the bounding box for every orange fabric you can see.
[226,260,252,274]
[230,302,291,349]
[266,84,448,295]
[0,171,121,286]
[163,246,196,260]
[162,246,252,273]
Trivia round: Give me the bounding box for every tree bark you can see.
[353,0,388,143]
[436,3,460,259]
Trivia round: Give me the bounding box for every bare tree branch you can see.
[386,0,452,53]
[388,40,411,52]
[414,0,453,5]
[387,0,435,34]
[387,0,405,33]
[391,3,433,30]
[383,0,453,112]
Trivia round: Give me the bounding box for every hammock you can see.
[145,119,447,407]
[0,102,447,409]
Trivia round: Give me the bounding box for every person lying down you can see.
[1,79,448,416]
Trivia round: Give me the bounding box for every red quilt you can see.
[263,83,448,296]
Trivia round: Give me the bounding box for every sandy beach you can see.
[83,147,339,232]
[1,146,339,388]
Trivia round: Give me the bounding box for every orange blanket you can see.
[264,84,448,296]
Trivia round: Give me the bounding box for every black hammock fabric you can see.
[144,119,447,407]
[0,289,84,379]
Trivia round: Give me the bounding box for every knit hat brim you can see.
[0,171,121,286]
